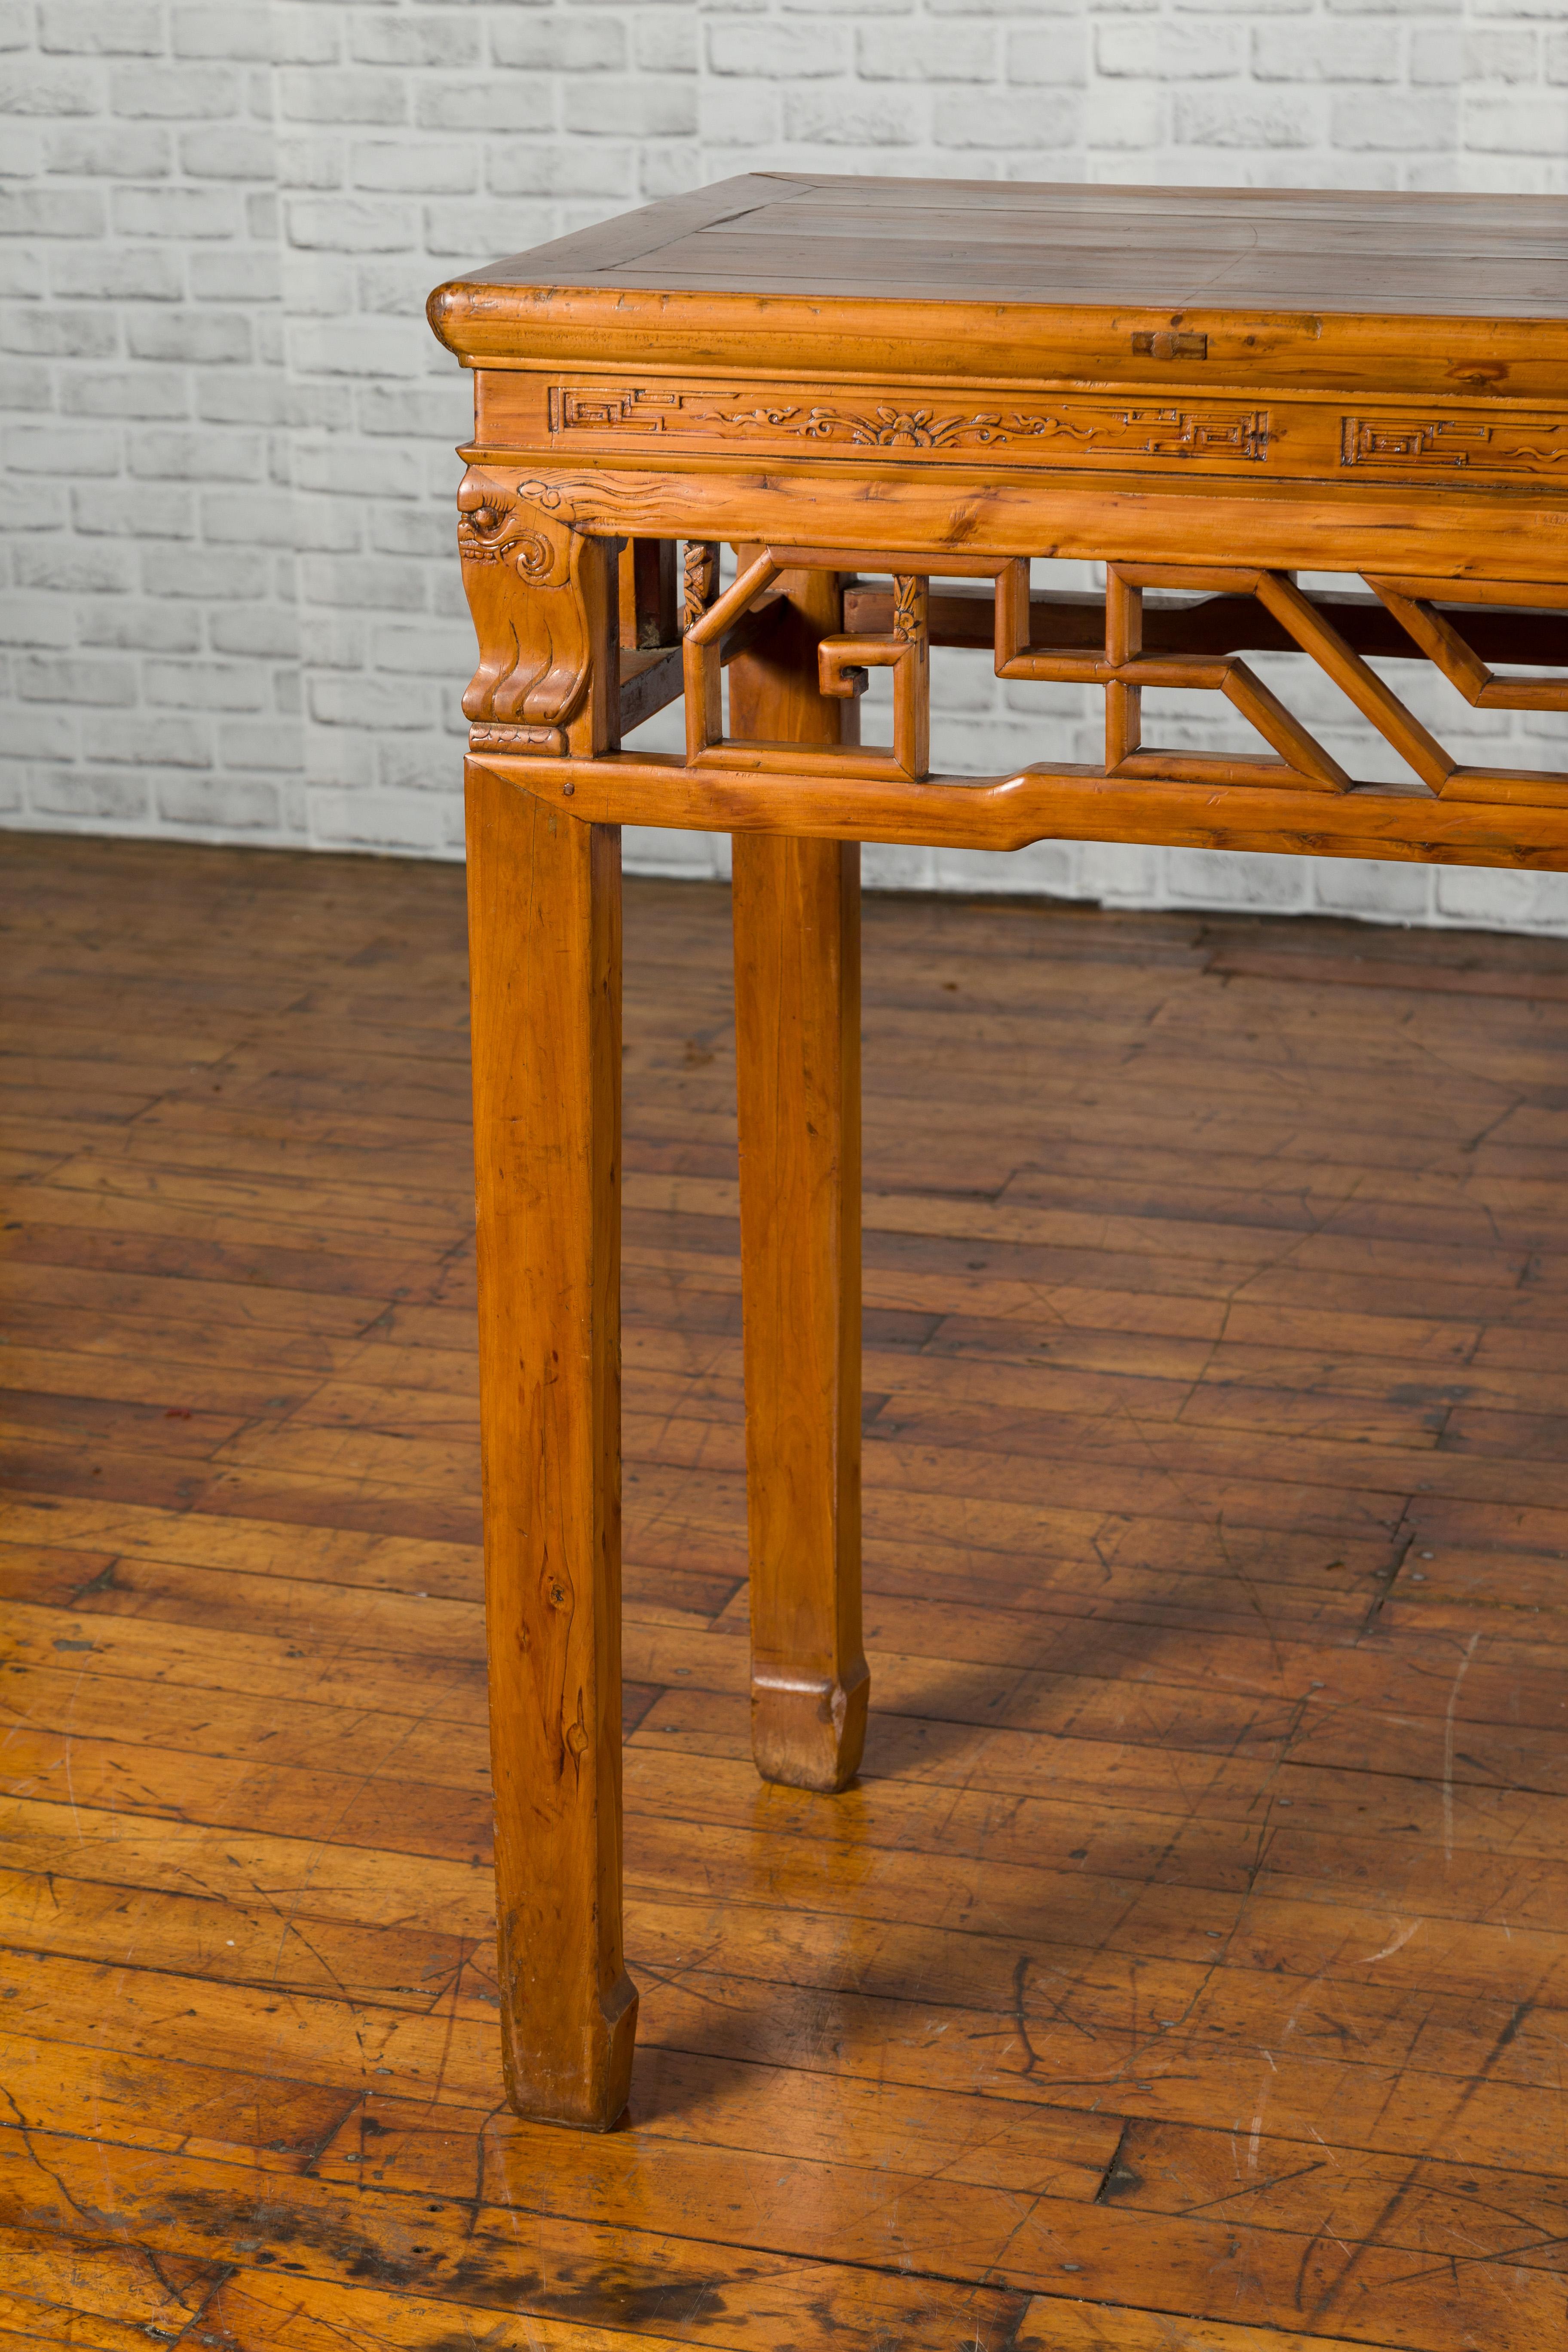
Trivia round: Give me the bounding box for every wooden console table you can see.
[428,174,1568,2129]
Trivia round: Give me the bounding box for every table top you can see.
[429,175,1568,402]
[458,173,1568,319]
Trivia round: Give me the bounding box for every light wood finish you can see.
[453,458,1568,828]
[429,176,1568,2129]
[1369,576,1568,716]
[729,566,868,1793]
[501,750,1568,870]
[466,769,635,2128]
[431,172,1568,396]
[846,577,1568,662]
[13,835,1568,2347]
[477,363,1568,485]
[454,461,1568,585]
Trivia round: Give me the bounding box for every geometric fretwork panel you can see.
[680,542,1568,809]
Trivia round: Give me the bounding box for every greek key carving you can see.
[1342,414,1568,476]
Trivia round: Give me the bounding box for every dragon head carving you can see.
[456,469,567,586]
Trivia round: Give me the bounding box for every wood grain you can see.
[729,566,868,1792]
[465,765,636,2126]
[431,172,1568,398]
[450,435,1568,846]
[7,831,1568,2347]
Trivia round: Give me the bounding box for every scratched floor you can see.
[3,832,1568,2352]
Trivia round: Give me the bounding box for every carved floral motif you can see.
[546,384,1270,462]
[716,404,1005,449]
[713,403,1269,459]
[892,575,927,641]
[682,541,718,631]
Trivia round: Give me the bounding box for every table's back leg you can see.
[466,758,637,2129]
[729,567,870,1794]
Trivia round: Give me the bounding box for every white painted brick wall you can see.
[2,0,1566,931]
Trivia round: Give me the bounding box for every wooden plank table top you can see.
[431,172,1568,395]
[422,177,1568,2154]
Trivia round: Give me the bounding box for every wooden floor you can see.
[4,833,1568,2352]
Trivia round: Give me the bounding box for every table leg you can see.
[729,568,869,1794]
[466,761,637,2130]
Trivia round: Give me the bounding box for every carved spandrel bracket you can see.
[457,469,600,755]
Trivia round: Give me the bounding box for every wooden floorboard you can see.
[3,833,1568,2351]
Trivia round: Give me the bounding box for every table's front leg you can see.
[466,758,636,2130]
[729,567,869,1794]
